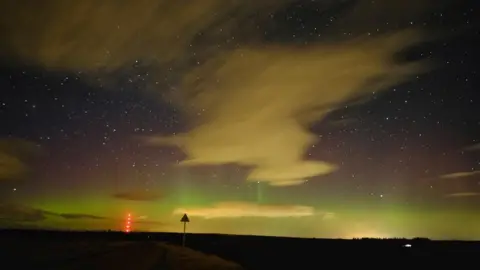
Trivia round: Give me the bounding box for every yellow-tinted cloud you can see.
[145,30,428,186]
[0,152,26,180]
[0,138,40,180]
[2,1,434,186]
[0,0,291,70]
[439,171,480,179]
[173,201,333,219]
[445,192,480,198]
[0,0,445,71]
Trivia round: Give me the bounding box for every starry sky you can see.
[0,0,479,240]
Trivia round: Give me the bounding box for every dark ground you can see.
[0,229,478,269]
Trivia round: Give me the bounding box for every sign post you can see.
[180,213,190,247]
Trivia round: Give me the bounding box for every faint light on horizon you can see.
[346,231,391,239]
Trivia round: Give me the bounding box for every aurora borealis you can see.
[0,0,479,240]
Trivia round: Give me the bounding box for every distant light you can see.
[403,244,412,248]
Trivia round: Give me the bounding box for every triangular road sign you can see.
[180,213,190,223]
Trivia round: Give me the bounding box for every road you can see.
[25,241,242,270]
[60,242,166,270]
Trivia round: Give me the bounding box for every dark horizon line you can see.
[2,228,479,242]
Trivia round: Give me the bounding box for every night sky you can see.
[0,0,479,240]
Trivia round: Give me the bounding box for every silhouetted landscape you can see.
[1,229,478,269]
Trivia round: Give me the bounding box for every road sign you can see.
[180,213,190,223]
[180,213,189,247]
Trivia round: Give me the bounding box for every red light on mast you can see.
[125,213,132,233]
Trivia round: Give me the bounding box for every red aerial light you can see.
[125,213,133,233]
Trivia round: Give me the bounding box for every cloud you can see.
[144,29,428,186]
[0,203,47,222]
[113,191,163,201]
[0,203,106,224]
[439,171,480,179]
[445,192,480,198]
[0,152,27,180]
[464,143,480,152]
[0,0,445,71]
[2,1,436,186]
[0,0,291,70]
[173,201,334,219]
[0,138,41,180]
[56,213,105,220]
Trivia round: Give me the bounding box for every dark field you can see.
[1,230,478,269]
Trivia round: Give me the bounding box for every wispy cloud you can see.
[0,203,47,222]
[173,201,333,219]
[445,192,480,198]
[0,0,293,71]
[464,143,480,152]
[439,171,480,179]
[56,213,105,220]
[0,152,26,180]
[0,138,40,180]
[0,203,106,224]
